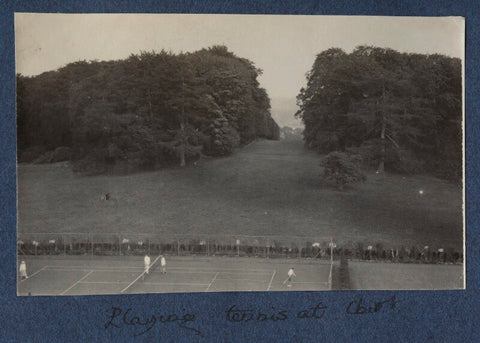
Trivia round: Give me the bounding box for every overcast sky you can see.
[15,14,464,128]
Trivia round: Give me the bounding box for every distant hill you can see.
[280,126,303,140]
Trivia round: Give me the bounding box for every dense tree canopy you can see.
[296,46,462,181]
[17,46,279,174]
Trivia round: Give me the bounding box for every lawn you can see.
[347,261,463,290]
[17,139,463,250]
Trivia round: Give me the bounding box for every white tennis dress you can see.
[19,261,27,279]
[144,255,151,274]
[160,256,166,273]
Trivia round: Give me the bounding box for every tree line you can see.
[17,46,279,174]
[295,46,462,185]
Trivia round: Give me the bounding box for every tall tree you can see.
[296,46,462,180]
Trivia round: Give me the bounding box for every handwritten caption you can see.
[104,295,398,337]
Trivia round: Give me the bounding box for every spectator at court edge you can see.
[144,254,151,275]
[161,255,166,274]
[19,260,28,280]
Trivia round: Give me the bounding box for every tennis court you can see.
[17,255,334,296]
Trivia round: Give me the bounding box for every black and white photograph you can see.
[15,14,464,295]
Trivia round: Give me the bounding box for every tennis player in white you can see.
[160,255,166,274]
[283,268,296,287]
[19,260,28,280]
[144,254,151,275]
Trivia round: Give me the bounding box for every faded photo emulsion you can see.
[15,14,464,295]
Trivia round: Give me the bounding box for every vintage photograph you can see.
[15,14,464,295]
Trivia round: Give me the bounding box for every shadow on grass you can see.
[331,253,353,290]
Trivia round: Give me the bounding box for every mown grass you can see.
[17,139,463,250]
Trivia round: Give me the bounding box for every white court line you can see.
[214,271,273,275]
[151,270,217,274]
[44,265,270,274]
[60,271,93,295]
[267,269,276,291]
[44,268,139,273]
[328,260,334,290]
[121,255,161,293]
[205,272,219,292]
[45,265,143,270]
[169,267,272,273]
[19,266,47,283]
[47,266,144,270]
[144,282,209,286]
[163,270,269,275]
[44,266,271,273]
[79,281,131,284]
[41,267,268,276]
[216,278,269,282]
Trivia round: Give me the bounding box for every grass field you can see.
[17,139,463,250]
[347,261,463,290]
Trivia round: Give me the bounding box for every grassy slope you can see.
[17,139,463,250]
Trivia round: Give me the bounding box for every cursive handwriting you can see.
[346,295,398,315]
[225,305,289,322]
[225,302,328,323]
[104,307,202,337]
[296,302,328,319]
[103,296,400,337]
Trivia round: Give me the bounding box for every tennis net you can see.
[121,255,161,293]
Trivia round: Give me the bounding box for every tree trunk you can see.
[179,69,186,167]
[179,145,186,167]
[148,89,153,119]
[378,115,386,173]
[377,79,386,173]
[179,123,186,167]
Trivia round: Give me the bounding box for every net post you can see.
[328,237,335,290]
[330,237,334,263]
